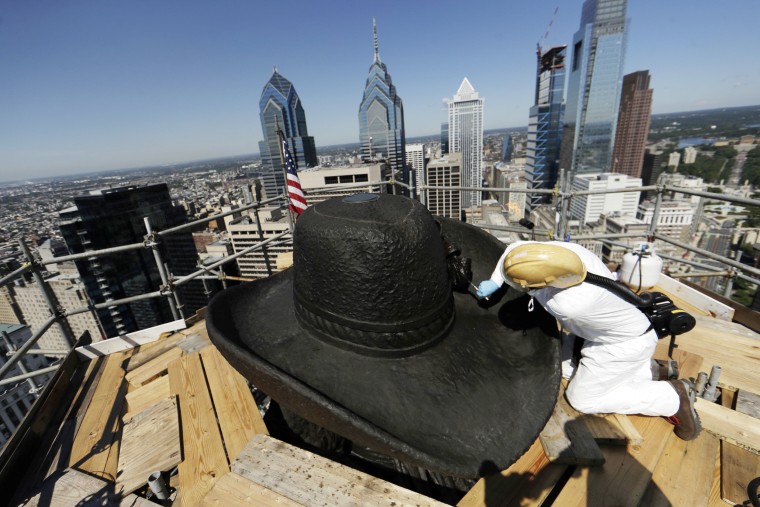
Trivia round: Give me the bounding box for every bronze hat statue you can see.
[206,193,560,478]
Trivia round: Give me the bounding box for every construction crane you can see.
[538,6,559,52]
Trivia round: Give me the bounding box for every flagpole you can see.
[274,116,295,234]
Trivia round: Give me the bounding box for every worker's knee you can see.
[565,382,604,414]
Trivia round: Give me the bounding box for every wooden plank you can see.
[168,353,228,507]
[125,347,182,387]
[552,415,673,506]
[656,275,734,321]
[232,434,447,506]
[23,467,161,506]
[641,431,720,506]
[178,333,212,354]
[558,390,641,446]
[736,389,760,419]
[538,395,604,465]
[721,441,760,505]
[200,347,267,461]
[116,397,182,496]
[457,438,567,507]
[124,331,185,372]
[695,397,760,455]
[709,446,729,507]
[68,351,130,482]
[609,414,644,446]
[124,375,171,420]
[200,472,303,507]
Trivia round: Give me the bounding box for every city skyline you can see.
[1,0,759,180]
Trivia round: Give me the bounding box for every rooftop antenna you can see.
[373,18,380,63]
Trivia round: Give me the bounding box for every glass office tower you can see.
[560,0,628,177]
[525,45,566,214]
[259,69,317,199]
[447,77,484,209]
[358,19,406,189]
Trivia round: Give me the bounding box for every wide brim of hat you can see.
[206,217,561,478]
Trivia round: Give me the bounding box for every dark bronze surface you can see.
[207,194,561,478]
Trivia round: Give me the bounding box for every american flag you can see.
[283,139,307,216]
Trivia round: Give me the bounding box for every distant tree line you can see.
[741,146,760,186]
[677,146,735,183]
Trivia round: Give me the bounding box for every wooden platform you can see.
[4,303,760,506]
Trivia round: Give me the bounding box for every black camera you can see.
[641,292,696,338]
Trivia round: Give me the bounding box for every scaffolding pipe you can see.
[0,365,59,387]
[39,241,145,266]
[0,263,32,289]
[18,239,75,349]
[0,315,57,381]
[254,207,273,276]
[143,217,181,321]
[648,187,664,238]
[1,331,38,396]
[66,290,164,317]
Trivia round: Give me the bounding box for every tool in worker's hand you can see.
[470,282,489,301]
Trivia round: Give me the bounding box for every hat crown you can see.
[293,194,454,356]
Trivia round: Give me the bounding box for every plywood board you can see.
[168,353,228,507]
[76,320,186,360]
[232,434,447,506]
[200,346,267,461]
[116,396,182,496]
[641,431,720,506]
[736,389,760,419]
[721,441,760,505]
[124,375,171,420]
[457,438,567,507]
[69,351,130,481]
[200,472,303,507]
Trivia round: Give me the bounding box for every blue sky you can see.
[1,0,758,180]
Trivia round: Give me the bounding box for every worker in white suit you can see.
[476,241,701,441]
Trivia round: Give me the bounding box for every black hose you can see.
[749,476,760,507]
[584,272,654,308]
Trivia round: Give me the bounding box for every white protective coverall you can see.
[489,241,679,416]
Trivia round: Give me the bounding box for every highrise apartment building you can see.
[525,45,566,214]
[13,274,103,352]
[405,143,426,198]
[425,154,462,220]
[560,0,628,177]
[611,71,653,178]
[358,20,406,188]
[447,78,484,209]
[570,173,642,225]
[258,69,318,200]
[59,184,206,338]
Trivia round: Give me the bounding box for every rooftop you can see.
[1,275,759,506]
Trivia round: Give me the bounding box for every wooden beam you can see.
[116,396,182,496]
[124,375,171,420]
[232,434,447,506]
[695,398,760,455]
[69,351,131,482]
[457,438,567,507]
[199,347,267,461]
[200,472,303,507]
[736,389,760,419]
[538,394,604,466]
[551,415,673,506]
[125,348,182,388]
[23,468,161,506]
[168,353,228,507]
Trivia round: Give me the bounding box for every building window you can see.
[324,176,339,185]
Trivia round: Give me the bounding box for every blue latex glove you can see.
[476,280,500,299]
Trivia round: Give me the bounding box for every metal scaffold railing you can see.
[1,178,760,386]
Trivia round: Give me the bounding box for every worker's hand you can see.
[476,280,499,299]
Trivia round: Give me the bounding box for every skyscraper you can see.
[611,71,653,178]
[258,69,317,200]
[447,77,484,209]
[525,45,567,214]
[560,0,628,177]
[358,19,406,188]
[59,184,206,338]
